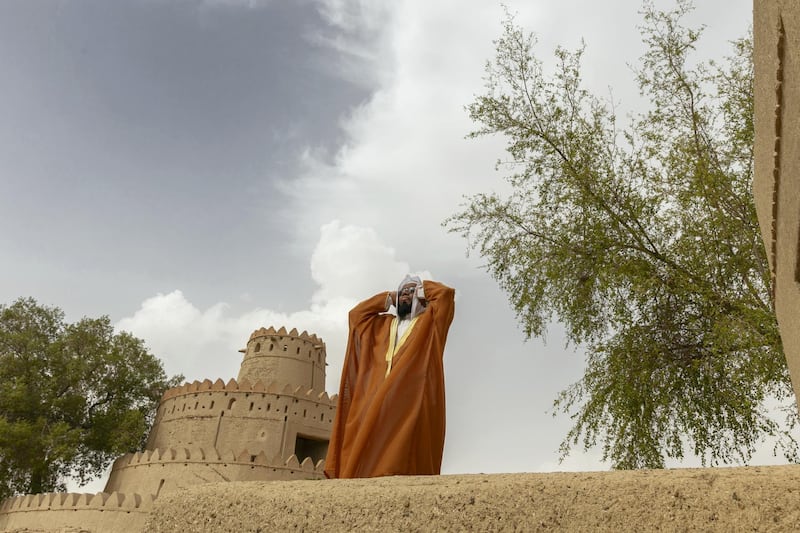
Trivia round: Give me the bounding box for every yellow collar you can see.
[385,315,419,377]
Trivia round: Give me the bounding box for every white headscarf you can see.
[397,275,426,320]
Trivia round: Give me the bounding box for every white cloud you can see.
[310,220,409,302]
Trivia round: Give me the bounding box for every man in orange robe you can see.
[324,276,455,478]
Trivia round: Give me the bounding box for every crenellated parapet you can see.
[110,446,324,471]
[0,491,156,513]
[0,491,155,532]
[104,447,326,496]
[159,376,337,403]
[155,377,337,418]
[248,326,323,344]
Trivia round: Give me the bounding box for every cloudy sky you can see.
[1,0,779,491]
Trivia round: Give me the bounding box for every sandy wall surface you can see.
[143,465,800,532]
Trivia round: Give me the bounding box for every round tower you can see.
[237,326,327,390]
[111,326,336,497]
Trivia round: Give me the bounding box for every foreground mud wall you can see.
[143,466,800,532]
[3,465,800,531]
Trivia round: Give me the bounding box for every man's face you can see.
[397,283,416,318]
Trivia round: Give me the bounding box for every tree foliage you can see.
[445,1,797,468]
[0,297,182,498]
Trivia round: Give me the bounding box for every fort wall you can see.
[753,0,800,409]
[145,378,336,455]
[104,448,324,495]
[0,492,154,532]
[143,467,800,532]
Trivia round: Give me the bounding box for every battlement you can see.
[159,377,337,404]
[0,491,156,514]
[112,446,324,473]
[103,447,325,496]
[0,490,155,533]
[248,326,323,345]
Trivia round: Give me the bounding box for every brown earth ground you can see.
[138,465,800,532]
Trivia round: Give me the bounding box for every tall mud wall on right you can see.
[754,0,800,407]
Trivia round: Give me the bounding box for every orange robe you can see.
[325,280,455,478]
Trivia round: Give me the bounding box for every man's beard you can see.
[398,300,412,318]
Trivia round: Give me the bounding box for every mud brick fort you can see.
[0,326,336,532]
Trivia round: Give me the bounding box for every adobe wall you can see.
[143,467,800,532]
[144,378,335,456]
[104,448,323,496]
[753,0,800,406]
[0,492,154,533]
[4,467,800,532]
[238,327,326,390]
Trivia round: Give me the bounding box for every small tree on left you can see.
[0,297,183,499]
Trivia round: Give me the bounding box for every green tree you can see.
[0,297,182,498]
[445,1,797,468]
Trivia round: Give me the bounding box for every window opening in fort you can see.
[255,342,261,352]
[295,435,329,464]
[210,400,215,409]
[283,344,288,351]
[228,398,236,410]
[796,220,800,282]
[269,343,273,351]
